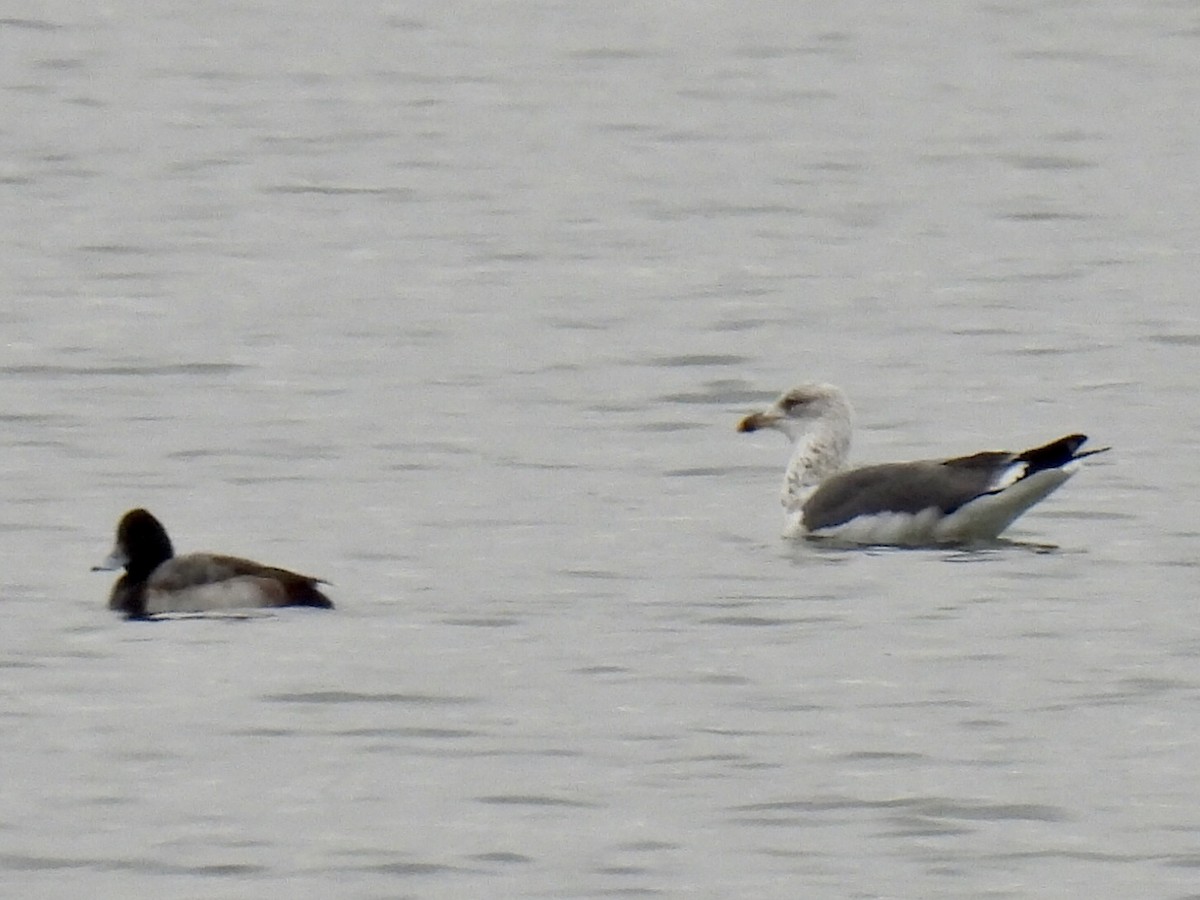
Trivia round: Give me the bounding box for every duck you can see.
[737,383,1108,545]
[93,508,334,618]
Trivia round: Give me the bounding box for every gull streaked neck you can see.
[736,382,854,512]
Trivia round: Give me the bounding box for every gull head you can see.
[737,383,852,440]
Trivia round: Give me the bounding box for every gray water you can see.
[2,2,1198,898]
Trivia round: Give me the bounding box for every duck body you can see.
[95,509,333,618]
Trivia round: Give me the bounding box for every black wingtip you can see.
[1018,434,1109,472]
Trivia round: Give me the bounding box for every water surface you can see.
[2,2,1199,898]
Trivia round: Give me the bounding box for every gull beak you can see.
[737,410,781,433]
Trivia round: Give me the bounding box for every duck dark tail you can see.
[270,569,335,609]
[287,580,334,609]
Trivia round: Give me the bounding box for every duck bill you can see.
[737,410,780,433]
[92,547,128,572]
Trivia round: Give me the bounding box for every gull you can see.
[737,383,1107,545]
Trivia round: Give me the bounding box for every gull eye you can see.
[781,395,807,412]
